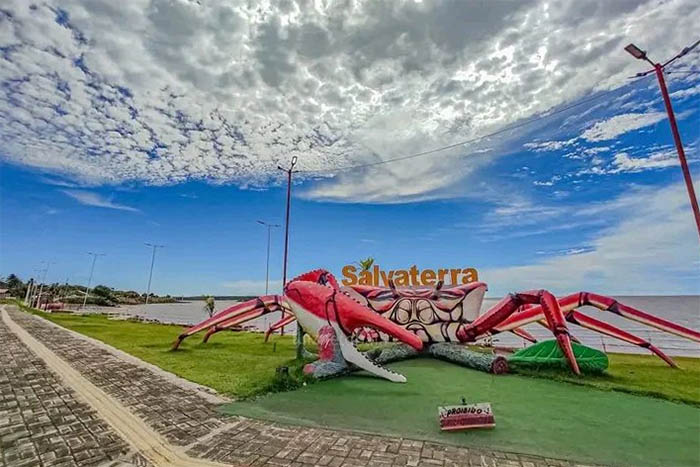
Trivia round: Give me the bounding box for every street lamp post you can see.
[625,41,700,243]
[24,278,33,305]
[144,243,164,304]
[257,220,280,331]
[82,253,104,309]
[277,156,299,349]
[30,267,41,307]
[256,220,281,295]
[35,262,53,310]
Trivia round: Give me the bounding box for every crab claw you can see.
[286,281,423,351]
[286,281,423,382]
[336,292,423,351]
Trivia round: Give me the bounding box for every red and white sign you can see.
[438,402,495,430]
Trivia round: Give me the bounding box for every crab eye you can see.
[416,299,436,324]
[391,299,412,324]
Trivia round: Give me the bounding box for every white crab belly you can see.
[287,298,326,341]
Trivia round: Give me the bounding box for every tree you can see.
[204,296,216,317]
[92,285,113,298]
[356,257,375,271]
[6,274,25,298]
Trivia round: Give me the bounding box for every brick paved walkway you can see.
[2,306,597,467]
[0,314,146,467]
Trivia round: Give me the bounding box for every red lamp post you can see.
[624,42,700,243]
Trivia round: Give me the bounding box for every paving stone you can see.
[0,315,134,467]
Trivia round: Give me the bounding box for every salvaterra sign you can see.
[341,265,479,287]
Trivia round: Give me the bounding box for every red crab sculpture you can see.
[173,269,700,382]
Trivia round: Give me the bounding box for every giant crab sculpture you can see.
[173,269,700,382]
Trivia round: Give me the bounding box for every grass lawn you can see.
[23,306,700,405]
[222,359,700,467]
[23,309,305,398]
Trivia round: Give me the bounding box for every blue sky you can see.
[1,1,699,296]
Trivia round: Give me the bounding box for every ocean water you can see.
[99,295,700,357]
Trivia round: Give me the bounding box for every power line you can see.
[296,75,652,174]
[293,38,698,175]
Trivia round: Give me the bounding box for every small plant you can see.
[203,296,216,317]
[264,361,316,394]
[356,257,375,271]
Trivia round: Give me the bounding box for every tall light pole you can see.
[82,253,104,309]
[625,41,700,243]
[35,262,54,309]
[278,155,298,344]
[30,267,41,307]
[144,243,164,304]
[256,220,280,295]
[24,278,33,305]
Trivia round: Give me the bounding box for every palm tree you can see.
[204,296,216,317]
[356,257,374,271]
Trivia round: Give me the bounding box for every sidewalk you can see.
[0,311,142,467]
[1,306,588,467]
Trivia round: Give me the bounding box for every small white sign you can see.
[438,402,495,430]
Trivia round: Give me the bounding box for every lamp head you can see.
[624,43,646,60]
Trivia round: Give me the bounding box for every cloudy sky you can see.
[1,0,699,296]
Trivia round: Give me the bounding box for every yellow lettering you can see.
[379,269,394,286]
[359,270,373,285]
[420,269,436,286]
[409,265,419,286]
[461,268,478,284]
[395,270,409,286]
[341,265,357,286]
[342,265,479,287]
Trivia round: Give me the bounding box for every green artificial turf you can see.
[222,359,700,467]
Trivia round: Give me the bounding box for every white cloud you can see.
[670,84,700,100]
[481,181,700,295]
[61,189,139,212]
[524,138,577,152]
[583,146,610,155]
[0,0,698,202]
[580,112,666,142]
[610,150,678,173]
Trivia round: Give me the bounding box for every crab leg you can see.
[203,304,292,343]
[535,320,581,344]
[496,293,700,342]
[458,290,580,374]
[571,293,700,342]
[565,311,678,367]
[172,295,284,349]
[510,327,538,343]
[264,314,297,342]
